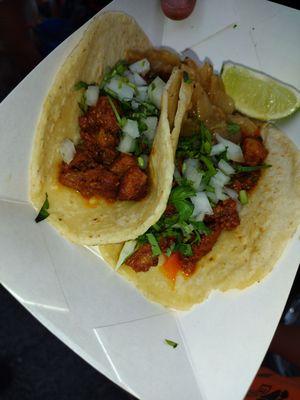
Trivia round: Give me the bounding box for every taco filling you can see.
[59,49,180,201]
[117,60,269,278]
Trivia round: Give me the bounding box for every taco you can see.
[30,12,190,245]
[99,59,300,310]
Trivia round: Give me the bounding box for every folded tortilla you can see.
[30,12,185,245]
[99,125,300,309]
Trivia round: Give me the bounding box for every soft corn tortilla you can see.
[30,12,184,245]
[99,125,300,309]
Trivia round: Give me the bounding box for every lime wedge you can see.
[221,63,300,120]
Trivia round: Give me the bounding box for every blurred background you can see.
[0,1,299,399]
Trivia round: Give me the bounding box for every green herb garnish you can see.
[190,220,211,235]
[146,233,162,256]
[165,243,175,257]
[239,190,248,205]
[165,339,178,348]
[183,71,192,84]
[199,122,212,154]
[133,135,151,156]
[114,60,128,76]
[107,96,123,126]
[35,193,50,223]
[100,60,128,87]
[138,119,148,133]
[227,122,240,135]
[137,156,145,169]
[74,81,88,90]
[176,243,193,256]
[170,182,196,222]
[199,155,216,176]
[78,92,87,113]
[107,96,127,128]
[235,163,271,173]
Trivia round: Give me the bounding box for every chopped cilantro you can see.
[101,60,128,85]
[107,96,123,126]
[74,81,88,90]
[176,135,199,159]
[165,339,178,348]
[199,122,212,154]
[130,101,158,119]
[217,150,229,162]
[227,122,240,135]
[169,182,196,222]
[165,243,175,257]
[190,220,211,235]
[133,135,151,156]
[239,190,248,205]
[115,60,128,75]
[234,164,271,172]
[204,184,215,193]
[137,156,145,169]
[170,182,196,205]
[183,71,192,84]
[152,223,161,232]
[35,193,50,223]
[146,233,162,256]
[199,155,216,176]
[78,92,87,113]
[138,119,148,133]
[176,243,193,256]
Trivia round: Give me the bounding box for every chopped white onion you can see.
[122,119,140,138]
[148,76,165,109]
[143,116,158,143]
[216,133,244,162]
[105,76,135,101]
[210,170,230,188]
[136,86,148,102]
[60,138,76,164]
[125,71,147,86]
[214,186,229,201]
[191,192,213,217]
[223,187,238,200]
[218,159,235,175]
[206,191,218,204]
[115,240,137,270]
[132,72,147,86]
[183,159,203,190]
[131,100,139,110]
[85,85,99,106]
[210,143,226,156]
[209,170,231,202]
[117,134,136,153]
[129,58,150,75]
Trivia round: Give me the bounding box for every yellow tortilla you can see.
[30,12,183,245]
[99,125,300,309]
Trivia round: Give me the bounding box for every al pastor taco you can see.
[30,12,190,245]
[99,59,300,309]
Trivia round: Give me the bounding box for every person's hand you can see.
[161,0,196,20]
